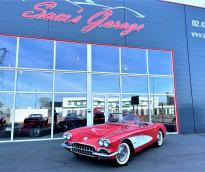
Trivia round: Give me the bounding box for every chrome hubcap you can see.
[116,144,128,163]
[157,131,163,146]
[34,128,40,136]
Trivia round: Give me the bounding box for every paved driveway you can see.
[0,134,205,172]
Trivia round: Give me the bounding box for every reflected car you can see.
[23,114,49,137]
[57,113,87,131]
[58,111,105,131]
[62,113,166,166]
[5,114,49,137]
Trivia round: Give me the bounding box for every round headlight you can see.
[63,133,72,140]
[98,139,104,146]
[103,139,110,147]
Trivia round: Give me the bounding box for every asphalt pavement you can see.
[0,134,205,172]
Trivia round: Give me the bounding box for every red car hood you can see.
[69,123,140,144]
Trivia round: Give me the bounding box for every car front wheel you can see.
[114,142,131,166]
[156,130,163,147]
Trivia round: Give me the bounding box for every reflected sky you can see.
[148,50,173,75]
[92,45,119,72]
[0,93,14,110]
[17,71,53,92]
[15,94,52,109]
[0,70,15,91]
[56,42,87,71]
[122,48,147,74]
[55,73,86,92]
[92,75,120,93]
[150,77,174,94]
[0,36,16,67]
[122,76,148,93]
[18,38,53,69]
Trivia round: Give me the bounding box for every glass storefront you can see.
[0,35,177,141]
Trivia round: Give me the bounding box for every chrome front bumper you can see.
[61,143,118,158]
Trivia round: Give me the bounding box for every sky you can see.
[162,0,205,8]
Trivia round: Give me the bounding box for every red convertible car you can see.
[62,113,166,166]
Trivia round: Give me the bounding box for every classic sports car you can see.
[62,113,166,166]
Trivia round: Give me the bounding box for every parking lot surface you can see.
[0,134,205,172]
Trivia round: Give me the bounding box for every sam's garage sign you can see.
[22,1,145,37]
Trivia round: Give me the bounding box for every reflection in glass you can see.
[0,93,13,140]
[92,45,119,72]
[92,75,120,93]
[122,76,148,94]
[93,95,105,125]
[150,77,174,94]
[150,95,176,132]
[17,71,53,92]
[56,42,87,71]
[53,94,87,138]
[0,36,16,67]
[14,94,52,139]
[122,95,149,122]
[149,50,173,75]
[55,73,86,92]
[121,48,146,74]
[0,70,15,91]
[18,38,54,69]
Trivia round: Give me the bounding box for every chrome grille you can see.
[72,143,95,156]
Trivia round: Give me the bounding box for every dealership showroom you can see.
[1,0,205,171]
[0,0,205,144]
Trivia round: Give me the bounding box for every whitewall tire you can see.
[156,130,163,147]
[115,142,131,166]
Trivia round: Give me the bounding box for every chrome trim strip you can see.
[61,143,72,149]
[92,152,118,157]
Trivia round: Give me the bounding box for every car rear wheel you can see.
[30,126,41,137]
[156,130,163,147]
[114,142,131,166]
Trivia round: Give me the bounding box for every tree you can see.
[38,97,52,108]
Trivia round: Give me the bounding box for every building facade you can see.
[0,0,205,142]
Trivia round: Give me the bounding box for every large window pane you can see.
[17,71,53,92]
[0,93,13,141]
[149,50,173,75]
[53,93,87,138]
[18,38,54,69]
[122,95,149,122]
[150,77,174,95]
[0,36,16,67]
[14,93,52,140]
[92,75,120,93]
[150,95,176,132]
[122,76,148,94]
[121,48,147,74]
[56,42,87,71]
[0,70,15,91]
[92,45,119,72]
[55,73,86,92]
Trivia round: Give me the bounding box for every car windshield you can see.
[108,113,141,125]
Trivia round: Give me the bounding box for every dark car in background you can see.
[57,113,87,131]
[58,109,105,131]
